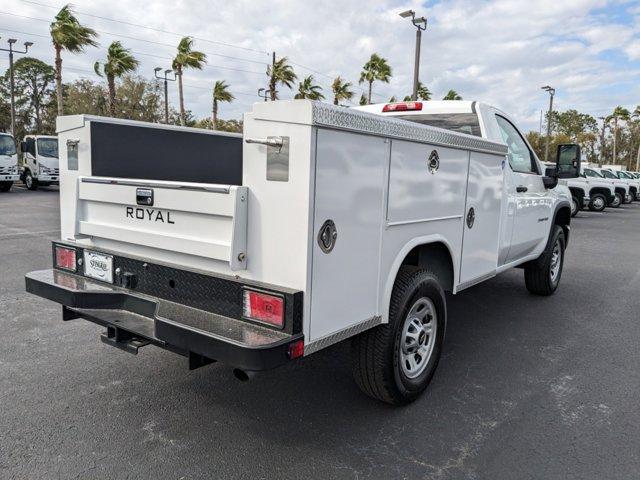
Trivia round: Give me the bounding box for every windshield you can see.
[584,168,603,178]
[37,138,58,158]
[0,135,17,156]
[398,113,482,137]
[601,170,618,179]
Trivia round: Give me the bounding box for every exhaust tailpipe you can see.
[233,368,257,382]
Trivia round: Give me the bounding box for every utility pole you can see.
[154,67,176,124]
[399,10,428,101]
[541,86,555,163]
[0,37,33,138]
[598,116,607,165]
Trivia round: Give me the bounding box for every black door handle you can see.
[516,186,528,193]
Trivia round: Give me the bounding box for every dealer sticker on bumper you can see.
[84,250,114,283]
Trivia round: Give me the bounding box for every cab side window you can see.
[495,115,538,174]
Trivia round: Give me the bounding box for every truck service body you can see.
[25,100,580,404]
[21,135,60,190]
[0,133,19,192]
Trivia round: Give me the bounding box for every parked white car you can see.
[26,101,580,405]
[20,135,60,190]
[0,132,19,192]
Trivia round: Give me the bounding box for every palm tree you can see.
[443,89,462,100]
[50,4,98,116]
[94,41,138,117]
[211,80,234,130]
[359,94,368,106]
[331,76,354,105]
[403,82,431,101]
[359,53,392,104]
[294,75,324,100]
[607,106,630,164]
[172,36,207,125]
[267,57,297,100]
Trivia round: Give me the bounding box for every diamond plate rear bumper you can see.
[25,269,303,371]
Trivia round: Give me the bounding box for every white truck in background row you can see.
[20,135,60,190]
[602,168,639,202]
[25,100,581,405]
[0,132,20,192]
[584,167,631,207]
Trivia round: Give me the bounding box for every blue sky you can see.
[0,0,638,131]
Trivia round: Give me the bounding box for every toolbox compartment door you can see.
[75,177,248,270]
[309,129,387,342]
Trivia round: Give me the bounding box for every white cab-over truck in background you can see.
[20,135,60,190]
[25,100,581,404]
[0,132,19,192]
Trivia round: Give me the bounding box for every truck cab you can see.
[0,132,19,192]
[20,135,60,190]
[355,100,572,265]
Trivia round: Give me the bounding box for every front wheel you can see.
[610,192,622,208]
[24,170,38,191]
[570,196,579,217]
[524,225,565,296]
[588,193,606,212]
[351,267,446,405]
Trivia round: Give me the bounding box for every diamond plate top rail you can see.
[310,102,508,156]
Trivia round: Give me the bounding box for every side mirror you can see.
[556,144,581,178]
[20,141,27,153]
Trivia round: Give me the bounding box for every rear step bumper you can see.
[25,269,303,371]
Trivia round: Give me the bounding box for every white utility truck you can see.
[20,134,60,190]
[585,167,629,207]
[0,132,19,192]
[25,101,580,405]
[602,168,638,203]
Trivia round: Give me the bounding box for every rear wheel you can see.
[24,170,38,190]
[0,181,12,192]
[351,267,446,405]
[524,225,565,296]
[588,193,606,212]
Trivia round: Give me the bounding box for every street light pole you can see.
[541,85,555,163]
[258,88,271,102]
[154,67,176,124]
[0,38,33,138]
[399,10,427,101]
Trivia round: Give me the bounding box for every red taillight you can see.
[288,339,304,359]
[243,289,284,328]
[55,245,77,272]
[382,101,423,112]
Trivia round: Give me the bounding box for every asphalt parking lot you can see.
[1,186,639,480]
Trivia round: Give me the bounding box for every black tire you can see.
[588,193,606,212]
[570,196,579,217]
[24,170,38,190]
[524,225,565,296]
[351,267,446,405]
[611,192,622,208]
[0,181,12,192]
